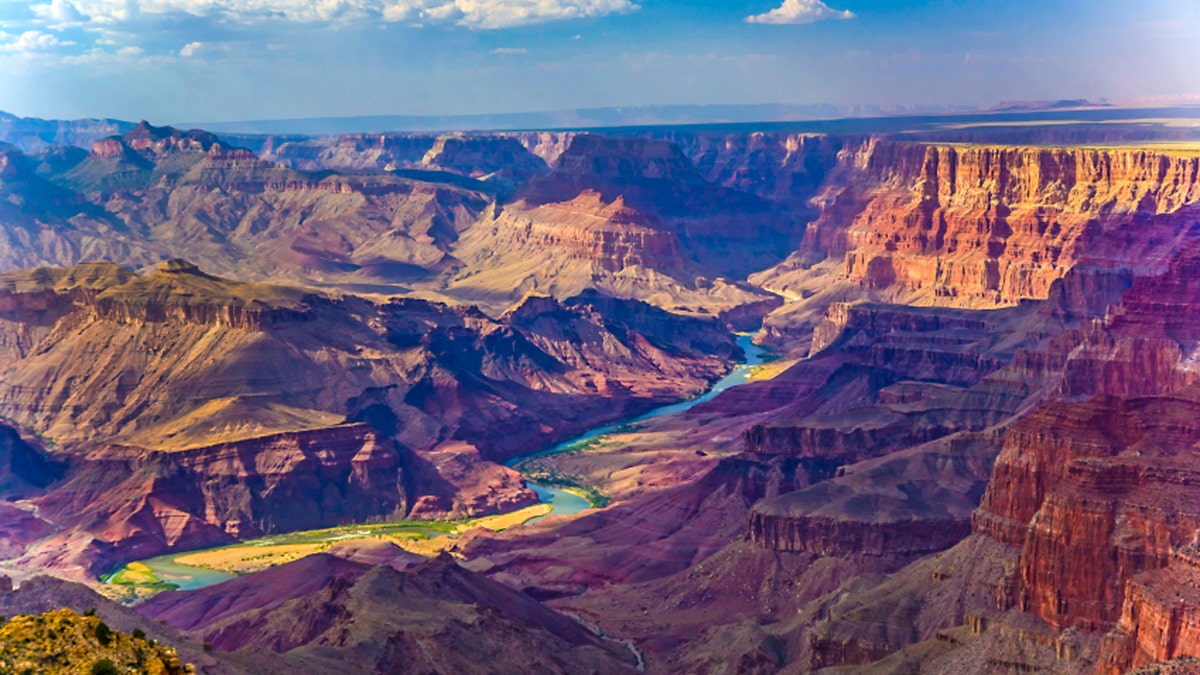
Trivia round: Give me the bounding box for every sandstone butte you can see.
[0,116,1199,673]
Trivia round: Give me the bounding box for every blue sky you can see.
[0,0,1197,123]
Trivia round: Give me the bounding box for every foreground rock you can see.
[0,573,256,673]
[0,608,190,674]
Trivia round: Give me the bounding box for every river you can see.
[518,333,771,517]
[108,333,771,592]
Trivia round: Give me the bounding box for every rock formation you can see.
[0,260,736,577]
[138,553,638,673]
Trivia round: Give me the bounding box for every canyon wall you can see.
[754,141,1200,351]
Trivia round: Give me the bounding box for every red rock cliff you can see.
[974,393,1200,639]
[763,140,1200,309]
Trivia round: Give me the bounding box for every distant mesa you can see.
[987,98,1111,112]
[155,258,206,276]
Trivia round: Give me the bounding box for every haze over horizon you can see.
[0,0,1197,125]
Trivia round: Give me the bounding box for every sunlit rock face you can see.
[762,141,1200,304]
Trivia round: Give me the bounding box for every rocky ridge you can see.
[137,553,638,674]
[0,259,737,579]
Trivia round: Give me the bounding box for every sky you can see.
[0,0,1197,124]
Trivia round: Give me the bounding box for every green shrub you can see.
[95,621,113,646]
[91,659,120,675]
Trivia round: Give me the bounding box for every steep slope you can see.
[740,243,1200,673]
[0,422,64,498]
[138,553,637,674]
[0,122,494,294]
[446,134,790,318]
[448,262,1141,672]
[754,140,1200,351]
[0,147,153,273]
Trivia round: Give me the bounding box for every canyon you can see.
[0,107,1199,673]
[0,256,737,580]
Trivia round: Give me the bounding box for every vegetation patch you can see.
[0,608,190,674]
[104,505,555,598]
[174,542,332,576]
[522,468,611,508]
[101,562,179,599]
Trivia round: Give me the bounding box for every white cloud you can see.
[0,0,637,65]
[450,0,637,29]
[490,47,527,55]
[31,0,86,23]
[746,0,855,25]
[57,46,173,64]
[0,30,74,52]
[42,0,636,28]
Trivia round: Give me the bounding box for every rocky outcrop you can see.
[756,140,1200,328]
[253,132,436,171]
[748,431,999,558]
[137,553,638,673]
[646,130,849,203]
[26,424,406,572]
[518,134,773,229]
[422,133,548,183]
[1099,563,1200,675]
[1047,243,1200,404]
[484,195,686,273]
[15,123,1196,331]
[749,511,971,558]
[974,392,1200,642]
[446,133,797,316]
[750,247,1195,673]
[1,123,494,291]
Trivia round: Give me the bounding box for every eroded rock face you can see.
[445,133,795,317]
[648,131,850,203]
[22,424,406,575]
[753,140,1200,353]
[0,123,494,293]
[1099,562,1200,675]
[253,132,437,171]
[749,432,1000,558]
[723,244,1200,673]
[944,246,1200,671]
[975,393,1200,633]
[422,133,549,182]
[828,142,1198,303]
[15,125,1196,340]
[0,261,737,576]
